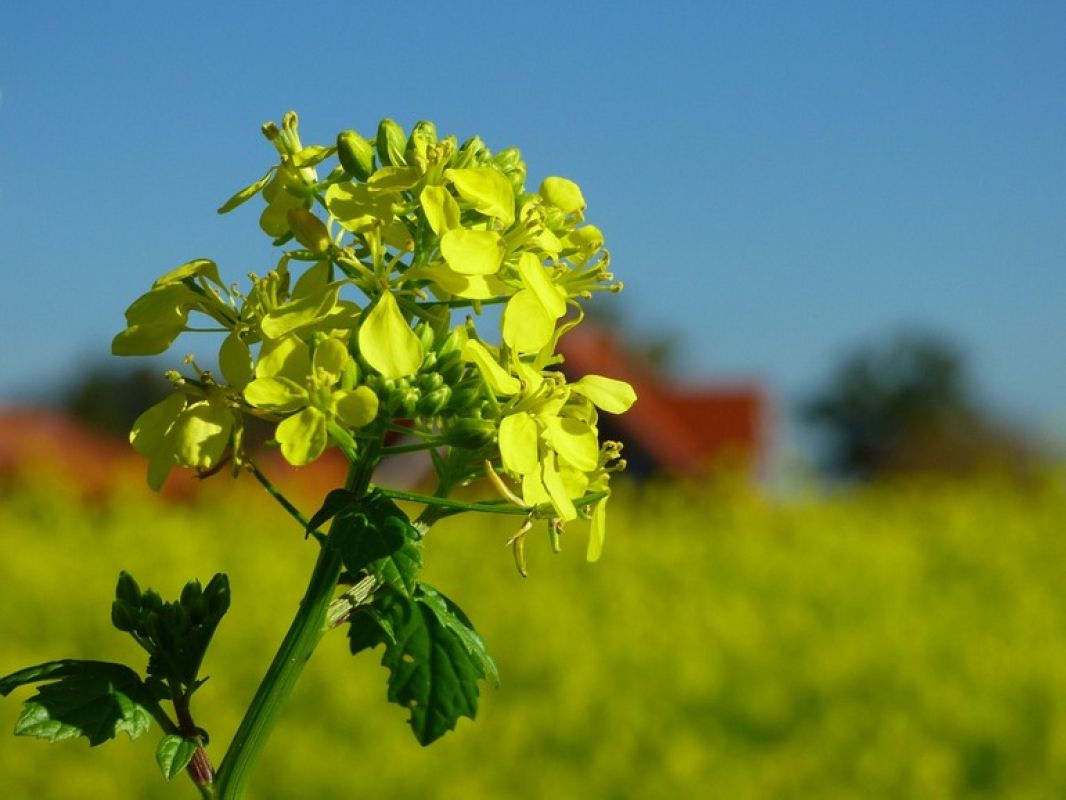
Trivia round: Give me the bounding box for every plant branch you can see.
[245,461,326,544]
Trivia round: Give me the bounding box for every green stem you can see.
[377,487,609,517]
[213,445,380,799]
[245,461,326,544]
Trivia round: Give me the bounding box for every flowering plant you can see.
[0,113,634,798]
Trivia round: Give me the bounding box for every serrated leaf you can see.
[417,584,499,685]
[0,660,155,747]
[364,510,423,598]
[361,587,495,745]
[306,488,357,536]
[347,607,395,654]
[156,734,198,781]
[334,505,407,576]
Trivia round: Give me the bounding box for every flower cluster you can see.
[114,112,635,561]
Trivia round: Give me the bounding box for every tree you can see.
[803,331,1028,478]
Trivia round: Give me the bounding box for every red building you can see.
[559,327,767,478]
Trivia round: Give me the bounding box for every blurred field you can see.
[2,469,1066,799]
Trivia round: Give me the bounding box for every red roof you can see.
[558,327,767,476]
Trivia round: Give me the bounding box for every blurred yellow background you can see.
[3,467,1065,798]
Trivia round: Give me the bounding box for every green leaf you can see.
[347,607,395,654]
[333,503,406,577]
[356,585,496,745]
[330,491,422,596]
[417,584,499,685]
[0,660,155,747]
[156,734,199,781]
[305,488,357,536]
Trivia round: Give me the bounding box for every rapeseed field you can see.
[1,470,1064,798]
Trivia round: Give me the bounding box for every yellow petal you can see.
[331,386,379,429]
[219,332,253,388]
[243,377,309,413]
[499,412,539,475]
[462,339,520,395]
[276,407,328,466]
[255,336,311,382]
[358,291,423,379]
[440,228,505,275]
[502,290,555,354]
[130,393,187,456]
[517,252,566,318]
[540,176,586,216]
[521,471,552,508]
[544,416,599,472]
[419,185,460,234]
[325,182,395,233]
[368,165,422,191]
[444,167,515,225]
[171,400,232,469]
[572,375,637,414]
[412,265,509,300]
[587,496,608,562]
[312,337,349,386]
[541,452,577,521]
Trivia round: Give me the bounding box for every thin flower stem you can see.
[376,487,608,516]
[380,440,444,455]
[245,461,326,544]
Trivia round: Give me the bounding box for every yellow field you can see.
[2,470,1065,798]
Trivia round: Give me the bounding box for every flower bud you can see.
[376,118,408,167]
[417,386,451,416]
[454,135,489,169]
[493,147,527,193]
[443,418,497,449]
[448,380,483,412]
[437,351,464,385]
[400,388,421,417]
[110,601,138,633]
[115,571,142,606]
[418,371,444,392]
[406,119,438,164]
[416,322,435,353]
[337,130,375,181]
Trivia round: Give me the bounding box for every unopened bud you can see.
[337,130,375,181]
[376,118,408,167]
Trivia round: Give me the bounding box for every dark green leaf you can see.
[417,584,499,685]
[354,585,495,745]
[156,734,199,781]
[334,509,405,575]
[0,660,155,746]
[347,607,395,654]
[306,488,357,536]
[328,491,423,596]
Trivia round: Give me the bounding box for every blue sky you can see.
[2,1,1064,449]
